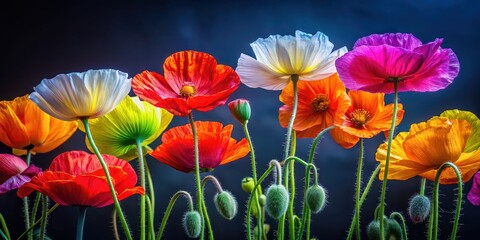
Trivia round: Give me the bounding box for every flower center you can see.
[311,94,330,112]
[350,109,370,127]
[179,82,196,97]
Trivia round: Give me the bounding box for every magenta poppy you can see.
[0,154,41,195]
[468,171,480,206]
[335,33,459,93]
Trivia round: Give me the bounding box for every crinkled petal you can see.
[354,33,423,49]
[236,54,289,90]
[440,109,480,152]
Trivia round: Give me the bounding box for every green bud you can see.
[228,99,251,124]
[385,218,403,240]
[265,184,289,219]
[182,211,202,238]
[253,224,270,240]
[408,194,430,224]
[214,191,238,220]
[241,177,255,193]
[366,216,387,240]
[306,184,327,213]
[258,194,266,207]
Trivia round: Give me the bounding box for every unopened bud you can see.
[214,191,238,220]
[228,99,251,124]
[253,224,270,240]
[306,184,327,213]
[258,194,266,207]
[241,177,255,193]
[366,216,386,240]
[385,218,403,240]
[182,211,202,238]
[408,194,430,224]
[265,184,289,219]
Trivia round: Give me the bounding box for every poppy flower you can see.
[29,69,131,121]
[336,33,459,93]
[150,121,250,173]
[0,95,78,155]
[468,171,480,206]
[278,74,351,138]
[0,154,41,195]
[376,111,480,184]
[17,151,144,207]
[79,96,173,161]
[132,51,240,116]
[236,30,347,90]
[330,90,404,148]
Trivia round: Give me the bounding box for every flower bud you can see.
[228,99,251,124]
[408,194,430,224]
[265,184,289,219]
[241,177,255,193]
[306,184,327,213]
[253,224,270,240]
[385,218,403,240]
[258,194,266,207]
[182,211,202,238]
[214,190,238,220]
[366,216,386,240]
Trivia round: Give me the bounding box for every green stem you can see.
[288,131,296,240]
[82,118,132,240]
[201,198,213,240]
[419,178,426,196]
[427,162,463,240]
[30,193,41,228]
[0,229,6,240]
[247,165,274,240]
[389,212,407,240]
[23,149,32,240]
[379,80,399,240]
[297,126,333,239]
[201,176,217,239]
[136,140,146,240]
[145,159,156,233]
[145,196,155,240]
[355,139,364,240]
[76,207,87,240]
[243,121,264,239]
[347,165,381,239]
[279,75,298,240]
[16,204,59,240]
[0,212,10,240]
[188,113,208,240]
[39,194,48,240]
[157,191,194,240]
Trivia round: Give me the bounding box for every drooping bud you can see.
[214,190,238,220]
[241,177,255,193]
[366,216,387,240]
[265,184,289,219]
[385,218,403,240]
[228,99,251,124]
[306,184,327,213]
[182,211,202,238]
[408,194,431,224]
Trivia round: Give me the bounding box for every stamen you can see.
[310,94,330,112]
[350,109,370,127]
[179,82,196,97]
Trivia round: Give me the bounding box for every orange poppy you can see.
[376,112,480,184]
[150,121,250,173]
[330,90,404,148]
[17,151,144,207]
[278,74,351,138]
[132,51,240,116]
[0,95,78,155]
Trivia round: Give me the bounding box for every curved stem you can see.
[16,204,59,240]
[247,165,275,240]
[0,212,10,240]
[39,195,48,240]
[76,207,87,240]
[379,80,399,240]
[157,191,194,240]
[112,210,120,240]
[297,126,333,239]
[30,193,41,229]
[0,229,6,240]
[23,149,32,240]
[347,165,381,240]
[427,162,463,240]
[419,178,426,196]
[136,140,146,240]
[389,212,407,240]
[200,176,216,239]
[355,139,364,240]
[82,118,132,240]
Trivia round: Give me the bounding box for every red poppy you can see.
[132,51,240,116]
[17,151,143,207]
[0,154,41,195]
[150,121,250,173]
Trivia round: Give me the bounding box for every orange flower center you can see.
[179,82,196,97]
[350,109,370,127]
[311,94,330,112]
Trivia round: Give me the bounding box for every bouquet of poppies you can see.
[0,31,478,240]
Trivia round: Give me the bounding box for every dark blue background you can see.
[1,0,479,239]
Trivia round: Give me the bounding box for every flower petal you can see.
[236,54,289,90]
[354,33,423,49]
[440,109,480,152]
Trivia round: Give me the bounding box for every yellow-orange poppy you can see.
[330,90,404,148]
[376,110,480,184]
[0,95,78,155]
[278,74,351,138]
